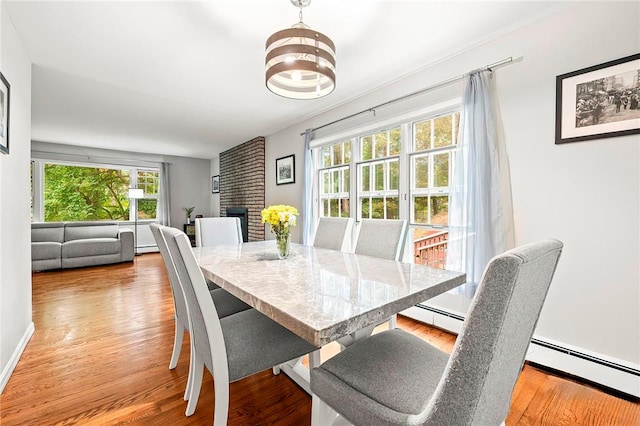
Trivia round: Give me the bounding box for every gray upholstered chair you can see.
[313,217,354,252]
[160,226,318,423]
[149,224,251,402]
[354,219,408,261]
[353,219,408,330]
[195,217,243,247]
[310,239,563,426]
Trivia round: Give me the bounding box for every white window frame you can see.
[310,99,461,250]
[31,159,160,223]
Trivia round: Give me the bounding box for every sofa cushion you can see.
[32,241,62,260]
[32,223,64,243]
[64,222,119,241]
[62,238,121,258]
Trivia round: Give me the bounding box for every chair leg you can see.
[213,375,230,426]
[169,317,183,369]
[389,314,397,329]
[184,334,196,401]
[311,394,340,426]
[185,357,204,416]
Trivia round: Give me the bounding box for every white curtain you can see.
[446,70,515,297]
[157,162,171,226]
[302,128,314,245]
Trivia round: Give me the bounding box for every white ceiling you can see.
[4,0,571,159]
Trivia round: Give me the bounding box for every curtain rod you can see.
[301,56,519,136]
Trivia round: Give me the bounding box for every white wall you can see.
[265,0,639,370]
[0,3,33,392]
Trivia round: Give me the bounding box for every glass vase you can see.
[276,232,291,259]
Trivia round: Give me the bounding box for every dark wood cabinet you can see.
[183,224,196,247]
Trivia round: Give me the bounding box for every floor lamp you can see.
[128,188,144,256]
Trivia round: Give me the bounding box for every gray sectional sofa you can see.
[31,221,135,271]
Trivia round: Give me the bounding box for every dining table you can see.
[193,240,466,393]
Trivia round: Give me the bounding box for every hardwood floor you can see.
[1,253,638,425]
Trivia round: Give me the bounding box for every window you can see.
[410,113,459,226]
[319,140,351,218]
[358,128,400,220]
[313,109,460,269]
[31,161,160,223]
[136,169,159,220]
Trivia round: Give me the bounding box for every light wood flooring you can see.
[1,253,638,425]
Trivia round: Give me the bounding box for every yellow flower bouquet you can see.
[261,204,298,259]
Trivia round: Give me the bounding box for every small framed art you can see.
[0,71,10,155]
[212,175,220,193]
[276,154,295,185]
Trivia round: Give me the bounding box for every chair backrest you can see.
[313,217,354,251]
[354,219,408,261]
[149,223,189,327]
[160,226,229,386]
[195,217,243,247]
[426,239,563,425]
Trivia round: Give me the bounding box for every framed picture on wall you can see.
[555,53,640,144]
[0,71,10,155]
[212,175,220,193]
[276,154,295,185]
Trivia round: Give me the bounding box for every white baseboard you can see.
[400,305,639,398]
[0,322,35,394]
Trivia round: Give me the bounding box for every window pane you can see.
[414,156,429,189]
[361,135,373,161]
[361,165,370,191]
[433,115,453,148]
[322,171,330,194]
[344,141,352,164]
[374,163,384,191]
[322,146,332,167]
[138,199,157,219]
[389,160,399,190]
[340,198,350,217]
[371,197,384,219]
[386,197,399,219]
[333,144,343,165]
[332,170,340,193]
[389,128,401,155]
[413,196,429,224]
[374,132,387,159]
[361,197,370,219]
[454,112,460,145]
[412,227,448,269]
[44,164,130,222]
[431,195,449,225]
[433,152,449,187]
[329,199,339,217]
[343,168,350,193]
[414,120,431,151]
[322,199,329,217]
[138,170,159,196]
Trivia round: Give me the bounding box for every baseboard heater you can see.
[413,304,640,378]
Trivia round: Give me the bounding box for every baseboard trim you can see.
[401,304,640,398]
[0,321,35,394]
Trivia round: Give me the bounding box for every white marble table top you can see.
[194,241,466,347]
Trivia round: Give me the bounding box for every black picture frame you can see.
[212,175,220,194]
[555,53,640,145]
[276,154,295,185]
[0,71,10,155]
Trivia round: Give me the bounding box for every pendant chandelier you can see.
[265,0,336,100]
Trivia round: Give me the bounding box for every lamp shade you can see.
[128,188,144,199]
[265,3,335,100]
